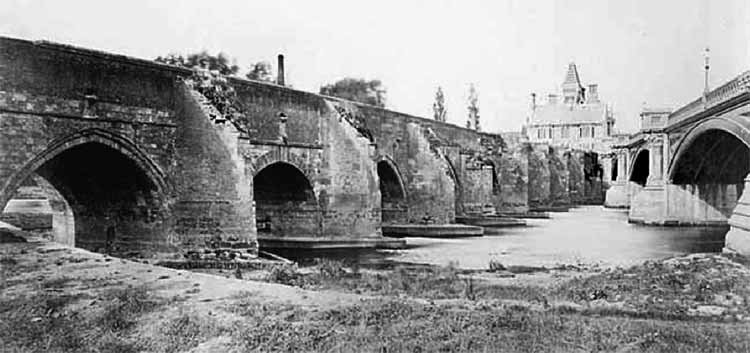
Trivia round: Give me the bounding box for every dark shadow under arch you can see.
[443,156,462,216]
[611,155,618,181]
[670,129,750,185]
[630,149,650,186]
[3,136,168,253]
[377,159,407,223]
[668,116,750,181]
[481,160,501,195]
[253,161,321,236]
[667,126,750,219]
[1,128,167,210]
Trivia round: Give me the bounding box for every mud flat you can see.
[2,237,750,352]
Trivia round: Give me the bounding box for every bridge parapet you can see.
[668,71,750,128]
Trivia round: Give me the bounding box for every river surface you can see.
[281,206,728,270]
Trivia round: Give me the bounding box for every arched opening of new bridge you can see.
[629,149,650,187]
[665,122,749,227]
[625,115,750,231]
[610,155,618,182]
[604,67,750,256]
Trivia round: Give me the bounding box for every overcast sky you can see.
[2,0,749,133]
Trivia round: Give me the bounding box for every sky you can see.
[2,0,749,133]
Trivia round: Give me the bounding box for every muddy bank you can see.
[2,240,750,352]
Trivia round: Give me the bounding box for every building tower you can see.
[562,62,585,105]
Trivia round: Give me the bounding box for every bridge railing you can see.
[668,71,750,126]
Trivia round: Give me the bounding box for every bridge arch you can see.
[375,156,407,199]
[246,149,317,181]
[610,154,618,181]
[629,148,650,186]
[376,156,407,223]
[479,159,501,195]
[249,153,321,237]
[1,128,169,252]
[1,129,167,208]
[668,116,750,184]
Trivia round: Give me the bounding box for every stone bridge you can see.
[605,70,750,254]
[0,37,604,258]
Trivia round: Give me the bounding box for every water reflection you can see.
[275,206,728,270]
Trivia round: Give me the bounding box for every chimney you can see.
[276,54,285,86]
[548,94,558,105]
[587,84,599,103]
[531,93,537,110]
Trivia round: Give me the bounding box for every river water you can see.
[282,206,728,270]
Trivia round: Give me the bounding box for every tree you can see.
[433,86,447,122]
[319,78,386,108]
[155,51,240,76]
[246,61,274,82]
[466,84,480,131]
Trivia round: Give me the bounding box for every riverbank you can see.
[2,239,750,352]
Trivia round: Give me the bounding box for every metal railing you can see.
[668,71,750,125]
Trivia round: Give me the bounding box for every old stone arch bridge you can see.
[605,71,750,255]
[0,37,604,258]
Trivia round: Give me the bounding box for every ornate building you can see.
[524,63,616,152]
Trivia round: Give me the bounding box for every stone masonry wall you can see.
[334,102,458,224]
[172,87,255,253]
[241,143,324,237]
[527,144,551,209]
[495,145,529,213]
[320,100,380,238]
[350,102,507,222]
[403,123,457,223]
[567,150,585,204]
[1,36,557,253]
[233,91,380,240]
[232,78,324,145]
[463,166,493,214]
[548,146,570,206]
[0,37,185,253]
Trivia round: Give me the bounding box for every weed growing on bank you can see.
[0,285,167,353]
[262,254,750,322]
[222,294,750,352]
[263,258,548,302]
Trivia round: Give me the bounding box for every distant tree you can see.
[246,61,274,82]
[155,51,240,76]
[319,78,386,108]
[466,84,480,131]
[433,86,447,122]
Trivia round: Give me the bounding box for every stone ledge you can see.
[455,216,526,228]
[628,218,729,227]
[258,236,406,250]
[530,205,570,213]
[382,224,483,238]
[499,211,551,219]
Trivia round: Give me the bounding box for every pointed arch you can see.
[375,155,407,200]
[1,128,167,210]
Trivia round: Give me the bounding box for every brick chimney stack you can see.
[586,84,599,103]
[277,54,285,86]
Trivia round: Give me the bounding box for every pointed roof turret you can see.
[563,62,582,87]
[562,62,585,105]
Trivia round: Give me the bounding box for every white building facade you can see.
[525,63,616,153]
